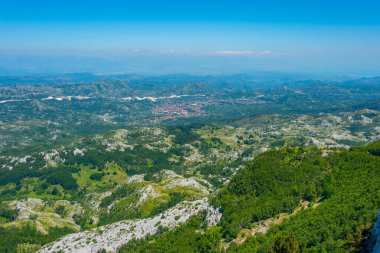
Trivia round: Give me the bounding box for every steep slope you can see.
[217,141,380,252]
[38,198,221,253]
[109,141,380,253]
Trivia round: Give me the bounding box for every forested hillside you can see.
[119,141,380,252]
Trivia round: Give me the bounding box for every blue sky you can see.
[1,0,380,75]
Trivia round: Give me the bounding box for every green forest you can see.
[119,141,380,252]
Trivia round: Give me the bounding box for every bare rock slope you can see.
[39,198,221,253]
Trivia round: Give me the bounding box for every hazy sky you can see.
[1,0,380,75]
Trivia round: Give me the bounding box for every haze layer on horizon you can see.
[1,0,380,75]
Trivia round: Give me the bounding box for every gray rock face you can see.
[367,210,380,253]
[38,198,221,253]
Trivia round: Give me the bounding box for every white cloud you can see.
[215,50,254,56]
[214,50,272,56]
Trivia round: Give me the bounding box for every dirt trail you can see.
[223,199,320,250]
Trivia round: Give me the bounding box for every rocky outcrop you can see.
[5,198,81,234]
[38,198,221,253]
